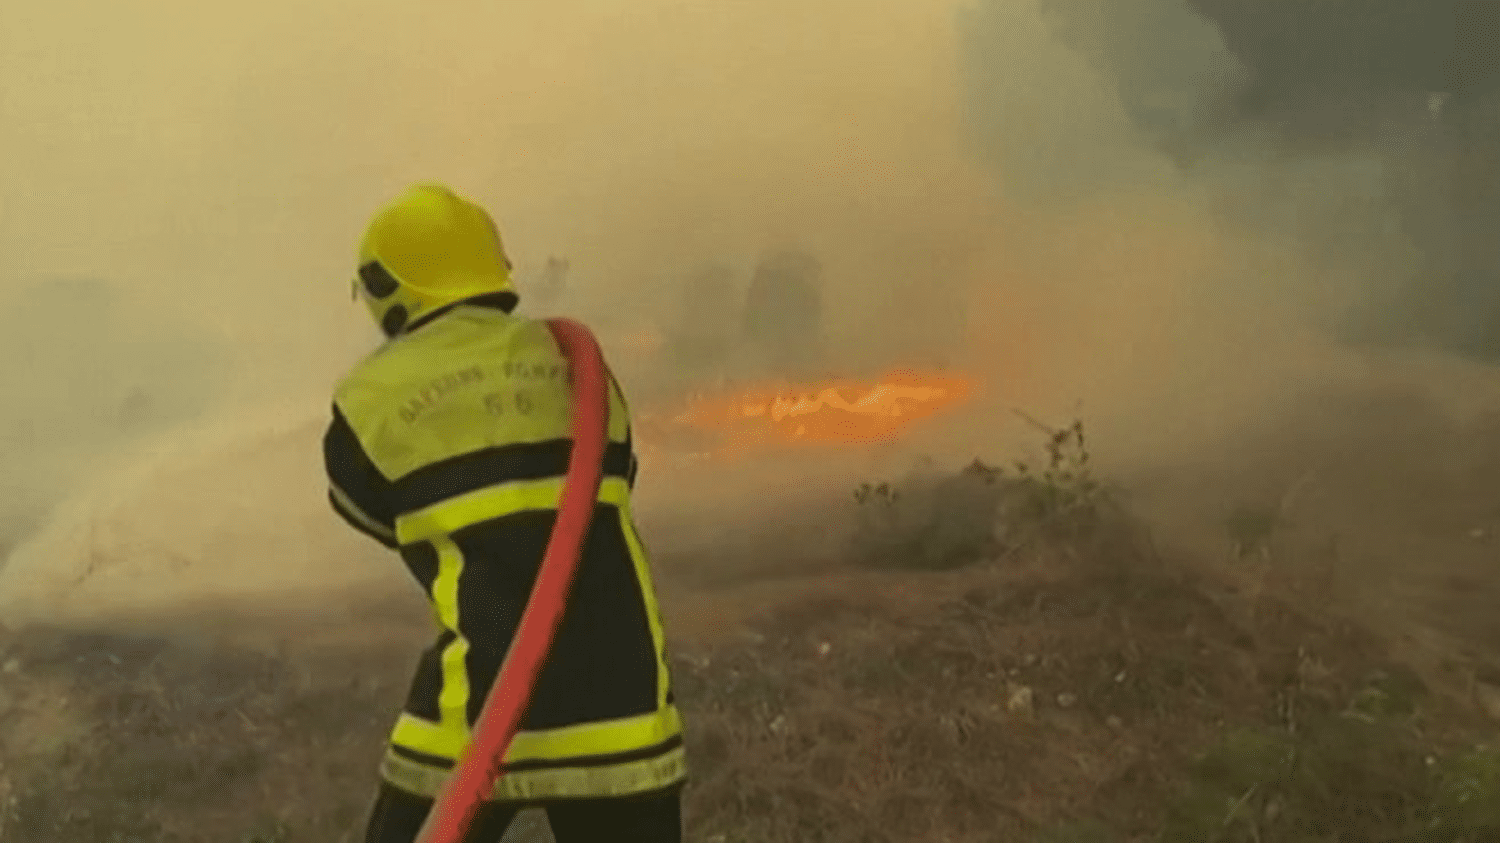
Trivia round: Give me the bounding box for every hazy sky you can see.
[0,0,1004,398]
[0,0,1444,602]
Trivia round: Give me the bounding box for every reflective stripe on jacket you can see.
[322,300,684,801]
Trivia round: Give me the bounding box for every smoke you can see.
[0,277,229,555]
[0,0,1002,617]
[0,0,1485,619]
[939,0,1500,466]
[939,0,1326,462]
[999,0,1500,358]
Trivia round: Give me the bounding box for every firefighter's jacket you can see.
[322,299,685,802]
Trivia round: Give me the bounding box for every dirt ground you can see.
[3,366,1500,843]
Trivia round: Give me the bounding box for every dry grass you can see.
[0,630,395,842]
[672,552,1490,843]
[1,431,1497,842]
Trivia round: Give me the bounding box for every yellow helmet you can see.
[354,183,516,336]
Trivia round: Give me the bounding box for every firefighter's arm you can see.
[322,403,399,549]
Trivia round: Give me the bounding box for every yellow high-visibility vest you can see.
[323,300,685,802]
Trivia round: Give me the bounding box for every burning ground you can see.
[633,369,977,466]
[4,408,1500,843]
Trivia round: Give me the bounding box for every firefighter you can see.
[322,184,687,843]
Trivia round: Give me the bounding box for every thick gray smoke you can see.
[962,0,1500,359]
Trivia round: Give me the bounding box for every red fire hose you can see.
[415,317,610,843]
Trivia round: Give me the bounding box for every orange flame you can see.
[637,369,974,462]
